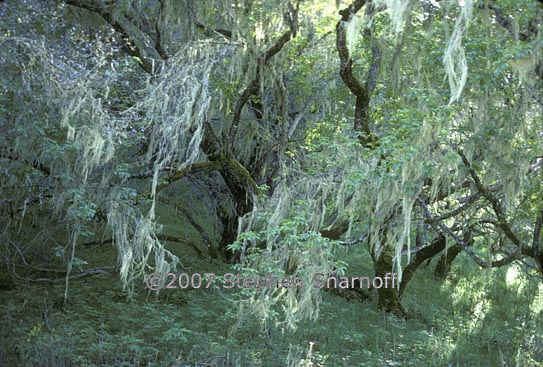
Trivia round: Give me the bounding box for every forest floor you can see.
[1,242,542,367]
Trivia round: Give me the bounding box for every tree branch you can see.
[1,150,52,176]
[336,0,381,148]
[479,3,528,41]
[418,197,486,267]
[12,267,110,283]
[458,150,522,247]
[154,0,169,60]
[417,197,524,269]
[366,44,382,95]
[478,2,543,81]
[227,1,299,145]
[400,235,446,296]
[532,210,543,273]
[425,192,482,224]
[195,22,233,39]
[65,0,155,74]
[155,161,222,193]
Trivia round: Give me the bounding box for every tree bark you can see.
[400,235,446,296]
[434,243,462,279]
[371,244,405,317]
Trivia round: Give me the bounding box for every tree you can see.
[1,0,312,292]
[1,0,542,325]
[325,0,543,315]
[233,0,543,320]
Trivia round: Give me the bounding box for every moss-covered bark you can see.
[434,243,462,279]
[371,245,405,318]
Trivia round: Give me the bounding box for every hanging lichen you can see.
[346,14,364,54]
[443,0,474,103]
[380,0,413,38]
[509,50,541,85]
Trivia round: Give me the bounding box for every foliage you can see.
[1,0,543,365]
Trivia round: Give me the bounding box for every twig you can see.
[418,196,524,268]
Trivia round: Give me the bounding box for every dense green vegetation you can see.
[1,0,542,366]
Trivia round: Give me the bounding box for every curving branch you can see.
[336,0,382,148]
[399,234,447,296]
[417,197,526,269]
[458,150,522,247]
[226,1,300,146]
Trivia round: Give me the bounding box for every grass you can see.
[1,242,542,366]
[1,190,542,366]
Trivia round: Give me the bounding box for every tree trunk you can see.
[434,243,462,278]
[434,231,473,279]
[400,235,446,297]
[371,245,405,317]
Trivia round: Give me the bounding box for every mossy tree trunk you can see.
[434,232,472,279]
[370,240,405,317]
[434,243,462,279]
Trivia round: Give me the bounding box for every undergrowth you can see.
[1,247,542,367]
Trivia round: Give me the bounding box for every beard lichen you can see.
[443,0,474,103]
